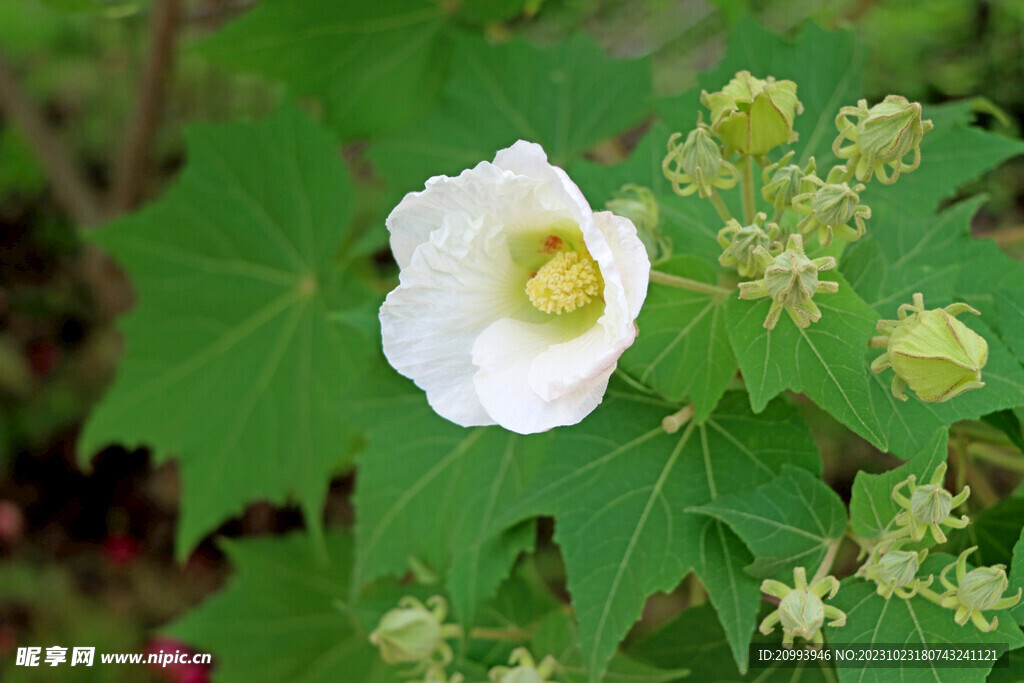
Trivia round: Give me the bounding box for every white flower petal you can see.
[380,211,524,427]
[472,318,614,434]
[593,210,650,319]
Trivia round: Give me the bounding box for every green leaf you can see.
[945,497,1024,568]
[569,122,724,263]
[194,0,452,139]
[80,105,370,556]
[848,428,948,540]
[370,33,652,196]
[726,272,887,450]
[350,362,542,626]
[690,465,846,579]
[166,532,400,683]
[1008,525,1024,624]
[627,603,836,682]
[994,288,1024,365]
[530,611,690,683]
[826,554,1024,683]
[617,256,736,419]
[491,389,819,678]
[657,18,866,167]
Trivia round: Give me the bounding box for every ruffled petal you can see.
[381,211,526,427]
[593,211,650,319]
[472,318,614,434]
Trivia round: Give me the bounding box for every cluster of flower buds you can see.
[369,596,462,678]
[917,547,1022,632]
[737,234,838,329]
[870,293,989,403]
[759,566,847,646]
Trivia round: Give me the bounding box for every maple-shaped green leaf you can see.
[726,272,887,450]
[826,555,1024,683]
[166,532,401,683]
[369,32,652,197]
[489,389,819,679]
[350,360,541,627]
[615,256,736,419]
[995,288,1024,366]
[658,18,866,168]
[848,428,948,540]
[80,105,370,556]
[529,611,690,683]
[690,465,846,579]
[194,0,452,139]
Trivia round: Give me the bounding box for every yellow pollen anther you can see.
[526,251,601,314]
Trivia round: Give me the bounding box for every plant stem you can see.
[708,188,734,224]
[741,156,756,224]
[662,405,695,434]
[469,626,531,641]
[649,270,733,298]
[967,442,1024,472]
[811,539,841,586]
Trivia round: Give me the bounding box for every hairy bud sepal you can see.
[857,545,932,600]
[702,71,803,157]
[870,292,989,402]
[717,212,780,277]
[737,234,838,329]
[759,567,846,646]
[833,95,933,184]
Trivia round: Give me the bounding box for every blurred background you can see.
[0,0,1022,680]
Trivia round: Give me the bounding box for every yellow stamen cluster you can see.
[526,251,601,314]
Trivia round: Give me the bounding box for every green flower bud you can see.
[662,125,738,198]
[870,293,988,402]
[701,71,803,156]
[717,212,780,277]
[607,184,667,261]
[778,589,825,640]
[489,649,557,683]
[370,596,451,666]
[737,234,838,329]
[909,484,954,526]
[793,167,870,247]
[875,549,922,588]
[959,566,1010,611]
[761,151,817,210]
[834,95,933,184]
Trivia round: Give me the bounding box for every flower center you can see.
[526,251,601,314]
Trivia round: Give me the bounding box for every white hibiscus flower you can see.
[379,141,650,434]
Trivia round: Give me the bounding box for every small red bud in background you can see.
[25,338,60,376]
[103,531,140,566]
[0,500,24,545]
